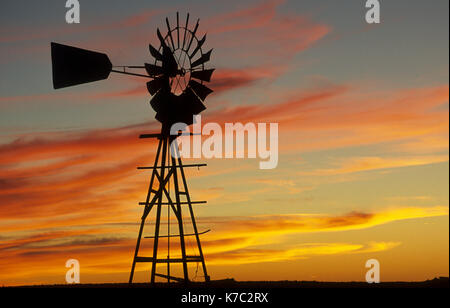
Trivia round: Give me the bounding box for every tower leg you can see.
[178,155,209,282]
[129,137,163,283]
[172,138,209,282]
[129,218,146,283]
[150,137,169,283]
[171,151,189,283]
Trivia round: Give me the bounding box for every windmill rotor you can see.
[146,12,214,129]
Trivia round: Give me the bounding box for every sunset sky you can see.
[0,0,448,286]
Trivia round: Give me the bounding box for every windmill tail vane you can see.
[51,12,214,284]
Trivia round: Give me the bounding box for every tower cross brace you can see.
[129,133,209,284]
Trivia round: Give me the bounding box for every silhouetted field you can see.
[10,277,449,288]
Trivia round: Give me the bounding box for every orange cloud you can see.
[204,0,331,60]
[1,205,442,285]
[0,83,447,226]
[205,0,284,34]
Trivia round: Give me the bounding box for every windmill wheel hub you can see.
[170,49,191,96]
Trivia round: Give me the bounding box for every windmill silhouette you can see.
[51,12,213,284]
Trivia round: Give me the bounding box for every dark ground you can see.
[10,277,449,288]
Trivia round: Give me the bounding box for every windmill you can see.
[51,12,213,284]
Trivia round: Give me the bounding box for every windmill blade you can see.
[157,28,168,49]
[166,17,176,50]
[189,80,213,101]
[191,69,214,82]
[191,49,213,68]
[190,34,206,59]
[185,19,199,53]
[176,12,180,48]
[150,89,169,115]
[147,78,164,96]
[182,87,206,115]
[51,42,112,89]
[155,112,168,124]
[149,44,163,61]
[161,45,179,77]
[178,112,197,126]
[182,13,190,50]
[145,63,164,76]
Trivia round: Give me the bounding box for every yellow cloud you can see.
[206,241,401,265]
[301,155,449,176]
[205,206,449,240]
